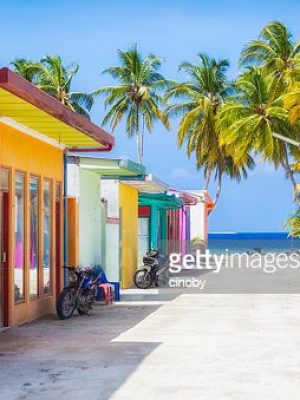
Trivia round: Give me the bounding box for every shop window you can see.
[30,177,39,298]
[43,180,52,294]
[14,172,25,302]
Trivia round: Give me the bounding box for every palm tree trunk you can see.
[213,168,223,207]
[141,113,145,163]
[204,168,212,190]
[281,143,300,204]
[136,104,142,164]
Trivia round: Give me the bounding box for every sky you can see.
[1,0,300,232]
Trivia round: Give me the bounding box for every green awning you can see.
[67,155,146,178]
[138,192,184,210]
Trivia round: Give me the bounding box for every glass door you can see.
[0,169,9,327]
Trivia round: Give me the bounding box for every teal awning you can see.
[139,192,183,210]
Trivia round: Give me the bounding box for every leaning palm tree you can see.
[203,153,255,206]
[219,68,299,198]
[240,21,300,84]
[286,209,300,237]
[11,58,37,83]
[166,53,252,205]
[95,45,170,164]
[12,56,93,119]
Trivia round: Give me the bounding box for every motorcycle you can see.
[134,249,170,289]
[56,267,102,320]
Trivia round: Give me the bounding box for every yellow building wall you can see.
[119,183,138,289]
[0,122,64,327]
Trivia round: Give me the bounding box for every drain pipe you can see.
[68,143,113,153]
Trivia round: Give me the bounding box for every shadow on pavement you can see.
[0,304,162,400]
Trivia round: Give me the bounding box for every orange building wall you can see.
[67,197,79,267]
[0,122,64,327]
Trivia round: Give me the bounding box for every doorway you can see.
[0,169,9,327]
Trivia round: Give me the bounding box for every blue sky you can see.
[2,0,300,231]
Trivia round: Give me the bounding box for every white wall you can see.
[190,202,205,240]
[101,179,120,282]
[67,162,80,199]
[79,169,103,267]
[186,190,208,242]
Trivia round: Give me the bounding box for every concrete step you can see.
[120,288,180,302]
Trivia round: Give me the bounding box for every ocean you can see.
[208,232,300,254]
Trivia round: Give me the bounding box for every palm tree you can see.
[219,68,299,198]
[11,58,37,83]
[203,154,255,206]
[284,83,300,126]
[240,21,300,83]
[95,45,170,164]
[286,209,300,237]
[166,53,252,205]
[12,56,94,119]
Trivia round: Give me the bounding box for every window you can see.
[30,177,39,298]
[1,169,8,191]
[14,172,25,302]
[43,180,52,294]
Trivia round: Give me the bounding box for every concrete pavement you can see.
[1,295,300,399]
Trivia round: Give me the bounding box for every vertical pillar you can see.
[160,209,167,254]
[150,205,158,249]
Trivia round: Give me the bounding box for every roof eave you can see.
[0,67,115,148]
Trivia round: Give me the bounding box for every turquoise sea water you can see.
[208,232,300,254]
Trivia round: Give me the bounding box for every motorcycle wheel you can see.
[134,269,152,289]
[56,288,76,320]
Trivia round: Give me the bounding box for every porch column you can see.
[150,205,159,249]
[160,209,167,254]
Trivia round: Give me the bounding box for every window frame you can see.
[42,178,53,296]
[29,174,40,300]
[13,170,26,304]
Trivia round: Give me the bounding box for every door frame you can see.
[1,187,9,327]
[55,197,61,297]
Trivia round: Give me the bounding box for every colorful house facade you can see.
[124,175,173,262]
[138,192,184,255]
[187,190,214,244]
[0,68,114,327]
[66,155,145,289]
[167,190,199,256]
